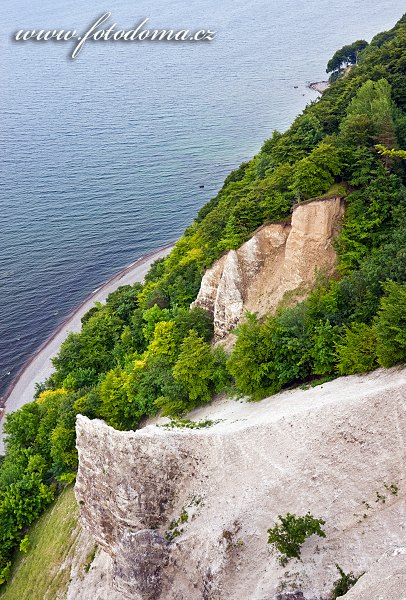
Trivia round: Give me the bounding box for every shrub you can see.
[173,331,215,403]
[291,143,341,199]
[267,512,326,564]
[335,323,378,375]
[227,313,271,399]
[311,320,341,375]
[374,281,406,367]
[332,564,363,599]
[228,306,313,400]
[19,535,30,553]
[0,562,11,585]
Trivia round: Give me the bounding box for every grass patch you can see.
[159,418,222,429]
[318,182,348,199]
[0,485,80,600]
[300,375,336,390]
[296,182,349,206]
[83,545,97,573]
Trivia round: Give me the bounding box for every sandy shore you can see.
[0,242,174,453]
[308,80,329,94]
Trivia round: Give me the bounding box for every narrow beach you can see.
[0,243,174,453]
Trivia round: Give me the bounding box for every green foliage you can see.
[19,535,30,554]
[172,334,205,400]
[51,308,124,386]
[226,313,273,399]
[147,321,179,362]
[228,305,316,399]
[374,281,406,367]
[104,283,143,321]
[339,79,397,150]
[336,173,406,273]
[291,143,341,199]
[311,320,341,375]
[172,331,218,404]
[258,115,325,174]
[99,368,140,430]
[335,323,378,375]
[267,512,326,563]
[165,508,189,542]
[326,40,368,74]
[332,564,362,599]
[376,144,406,159]
[0,563,11,585]
[160,418,221,429]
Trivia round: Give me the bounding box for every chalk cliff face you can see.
[75,367,406,600]
[192,196,345,340]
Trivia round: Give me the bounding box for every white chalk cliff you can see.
[192,196,345,340]
[74,368,406,600]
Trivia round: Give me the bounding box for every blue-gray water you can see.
[0,0,404,395]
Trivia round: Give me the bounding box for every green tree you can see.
[374,281,406,367]
[291,143,341,199]
[335,323,377,375]
[340,79,397,150]
[326,40,368,74]
[311,320,341,375]
[147,320,179,363]
[141,305,172,343]
[50,425,78,476]
[99,369,134,430]
[226,314,272,399]
[173,331,215,404]
[3,404,41,452]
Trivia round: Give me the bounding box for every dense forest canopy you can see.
[1,14,405,584]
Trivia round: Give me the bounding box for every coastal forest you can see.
[0,14,405,585]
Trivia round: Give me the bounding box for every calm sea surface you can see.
[0,0,404,394]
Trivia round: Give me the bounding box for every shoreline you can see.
[308,80,329,94]
[0,242,175,451]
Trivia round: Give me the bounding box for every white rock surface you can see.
[192,197,345,339]
[344,547,406,599]
[74,367,406,599]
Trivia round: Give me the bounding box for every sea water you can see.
[0,0,403,394]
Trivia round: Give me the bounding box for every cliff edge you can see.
[74,367,406,599]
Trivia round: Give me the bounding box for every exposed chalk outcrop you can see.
[75,367,406,600]
[344,547,406,599]
[192,196,345,339]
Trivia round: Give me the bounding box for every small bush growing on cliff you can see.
[267,512,326,565]
[331,564,363,598]
[165,508,189,542]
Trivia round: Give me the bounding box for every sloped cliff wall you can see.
[75,367,406,600]
[192,196,345,339]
